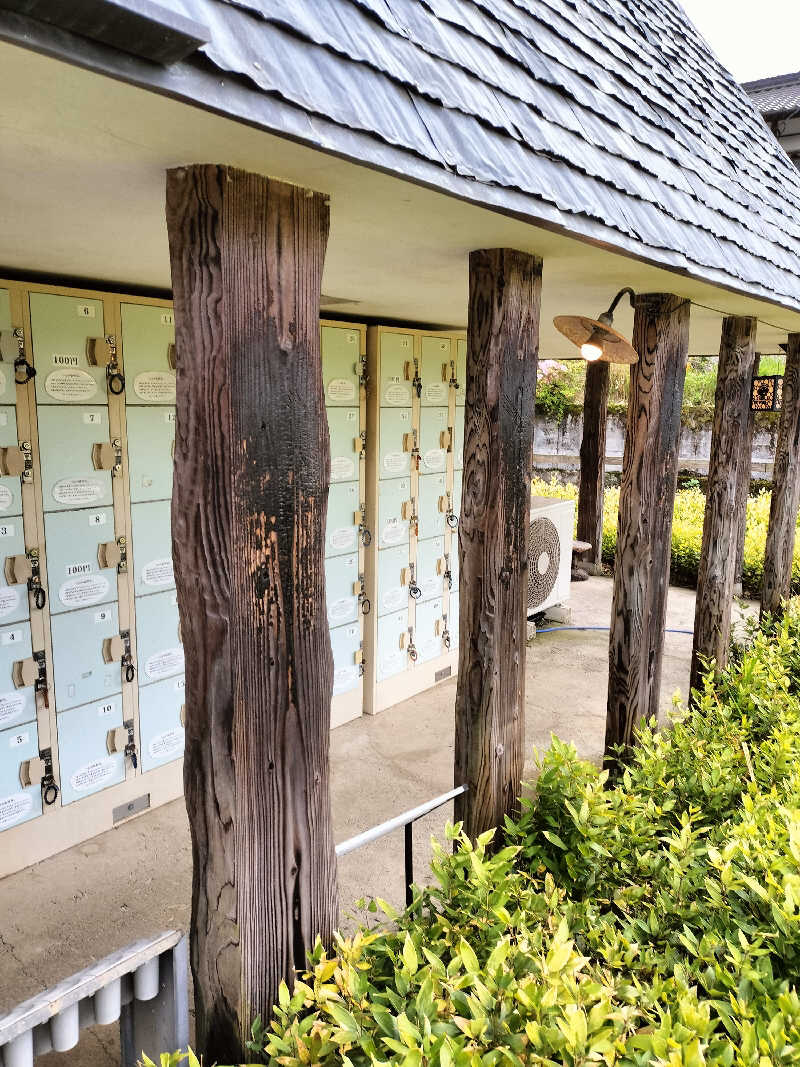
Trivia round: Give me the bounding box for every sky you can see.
[678,0,800,82]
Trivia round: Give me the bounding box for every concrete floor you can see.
[0,577,754,1064]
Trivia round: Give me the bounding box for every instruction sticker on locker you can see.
[0,692,25,728]
[70,757,117,794]
[59,574,111,608]
[53,478,105,507]
[45,369,98,403]
[148,729,184,761]
[0,374,8,403]
[145,647,185,680]
[424,383,448,404]
[331,456,356,481]
[142,557,174,587]
[0,588,20,618]
[0,487,12,513]
[133,372,176,404]
[0,793,33,830]
[381,518,408,547]
[327,379,356,403]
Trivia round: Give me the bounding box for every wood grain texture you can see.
[761,334,800,618]
[690,318,757,693]
[454,248,541,841]
[733,354,760,591]
[165,165,336,1063]
[606,294,689,759]
[577,360,610,569]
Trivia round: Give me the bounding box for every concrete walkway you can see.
[0,577,754,1064]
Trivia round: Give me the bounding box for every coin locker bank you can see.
[0,277,466,874]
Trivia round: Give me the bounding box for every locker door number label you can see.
[95,608,112,623]
[0,523,15,537]
[9,730,29,748]
[76,304,96,318]
[1,629,23,645]
[66,562,92,577]
[53,354,79,367]
[88,512,108,527]
[97,701,115,717]
[0,691,26,727]
[83,411,104,425]
[165,411,176,423]
[0,792,33,829]
[174,677,185,693]
[45,369,98,402]
[160,312,174,326]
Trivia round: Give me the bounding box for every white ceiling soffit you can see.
[0,42,797,358]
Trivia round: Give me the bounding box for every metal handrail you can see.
[336,783,468,904]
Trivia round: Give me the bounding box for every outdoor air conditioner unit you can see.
[527,496,574,616]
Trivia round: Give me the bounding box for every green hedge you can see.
[531,476,800,600]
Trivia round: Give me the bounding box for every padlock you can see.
[92,441,116,470]
[4,554,32,585]
[19,755,46,788]
[102,634,125,664]
[12,657,37,689]
[106,725,129,754]
[0,446,26,477]
[97,540,122,569]
[85,337,112,367]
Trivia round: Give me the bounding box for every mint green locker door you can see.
[50,602,121,710]
[377,544,408,616]
[379,408,412,480]
[44,508,117,615]
[449,591,460,650]
[131,499,174,596]
[415,597,444,663]
[416,537,445,603]
[0,723,42,831]
[417,473,447,540]
[378,478,411,549]
[127,408,175,503]
[376,609,408,682]
[325,553,359,628]
[138,675,185,772]
[0,519,29,625]
[327,408,360,484]
[56,697,125,805]
[0,405,25,516]
[322,326,360,407]
[420,336,451,407]
[453,408,464,471]
[0,622,36,730]
[326,482,360,558]
[379,333,414,407]
[120,303,176,405]
[330,621,361,696]
[135,589,184,684]
[456,339,466,404]
[419,408,448,474]
[37,407,114,512]
[29,292,107,405]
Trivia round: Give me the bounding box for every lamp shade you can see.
[750,374,783,412]
[553,314,638,364]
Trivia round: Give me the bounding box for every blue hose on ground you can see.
[535,625,694,635]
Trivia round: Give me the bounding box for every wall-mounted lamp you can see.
[750,375,783,412]
[553,287,638,364]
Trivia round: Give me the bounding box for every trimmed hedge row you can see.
[531,476,800,599]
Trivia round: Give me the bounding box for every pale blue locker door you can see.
[418,407,448,475]
[456,339,466,404]
[379,333,414,407]
[416,537,445,603]
[326,481,360,558]
[453,407,464,470]
[50,601,121,711]
[29,292,107,406]
[0,723,42,831]
[330,621,361,696]
[120,303,176,405]
[127,408,175,503]
[325,553,358,628]
[420,336,451,407]
[452,470,463,519]
[131,499,174,596]
[138,675,185,773]
[56,697,125,806]
[0,622,36,730]
[377,544,408,616]
[449,545,460,593]
[415,597,444,664]
[417,473,447,541]
[321,326,360,407]
[376,609,408,682]
[44,508,117,615]
[377,477,411,550]
[378,408,412,480]
[135,589,184,684]
[0,518,29,625]
[37,407,114,512]
[327,408,360,484]
[0,405,24,516]
[449,591,460,649]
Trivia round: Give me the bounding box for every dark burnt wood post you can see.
[606,293,689,758]
[761,334,800,618]
[733,354,760,595]
[690,317,757,693]
[577,361,610,571]
[165,165,337,1062]
[454,248,541,840]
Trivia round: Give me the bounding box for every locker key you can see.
[0,445,26,477]
[12,657,37,689]
[97,540,122,570]
[4,553,32,585]
[102,634,126,664]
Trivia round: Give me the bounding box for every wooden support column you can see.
[577,361,610,570]
[165,166,336,1063]
[606,294,689,758]
[733,354,760,595]
[454,248,541,840]
[690,317,757,693]
[761,334,800,617]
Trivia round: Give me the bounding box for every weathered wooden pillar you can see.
[761,334,800,617]
[577,361,610,570]
[606,294,689,757]
[165,166,336,1062]
[454,248,541,840]
[690,317,757,693]
[733,354,760,595]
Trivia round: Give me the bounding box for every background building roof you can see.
[744,71,800,118]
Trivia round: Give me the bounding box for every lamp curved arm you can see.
[599,287,636,325]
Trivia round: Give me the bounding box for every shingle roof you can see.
[745,72,800,119]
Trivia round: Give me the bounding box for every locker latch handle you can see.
[33,650,49,707]
[442,612,451,650]
[443,553,453,591]
[107,720,137,770]
[358,354,368,388]
[0,444,26,478]
[6,329,36,384]
[19,747,59,805]
[98,536,127,573]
